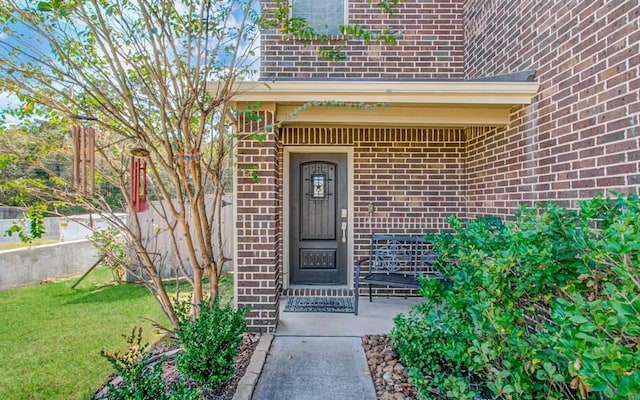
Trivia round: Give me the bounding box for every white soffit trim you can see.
[222,80,540,105]
[274,104,512,127]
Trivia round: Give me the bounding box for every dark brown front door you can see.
[290,153,348,285]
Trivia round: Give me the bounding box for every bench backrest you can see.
[368,234,437,276]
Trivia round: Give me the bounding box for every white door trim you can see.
[283,146,354,289]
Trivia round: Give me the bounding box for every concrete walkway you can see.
[251,297,419,399]
[252,336,376,400]
[276,296,421,336]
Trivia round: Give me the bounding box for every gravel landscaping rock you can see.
[362,334,417,400]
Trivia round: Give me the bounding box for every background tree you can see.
[0,0,400,327]
[0,113,124,214]
[0,0,262,326]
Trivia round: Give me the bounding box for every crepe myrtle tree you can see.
[0,0,400,327]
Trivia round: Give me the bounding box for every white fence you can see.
[132,195,234,278]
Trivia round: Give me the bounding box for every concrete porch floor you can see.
[275,296,422,336]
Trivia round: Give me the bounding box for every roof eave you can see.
[211,80,540,106]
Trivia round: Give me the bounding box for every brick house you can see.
[229,0,640,331]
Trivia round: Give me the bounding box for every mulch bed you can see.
[92,333,260,400]
[363,334,417,400]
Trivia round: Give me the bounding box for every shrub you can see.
[175,298,248,389]
[100,327,200,400]
[90,227,126,283]
[554,195,640,398]
[392,194,640,400]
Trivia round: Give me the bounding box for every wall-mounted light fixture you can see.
[368,202,375,215]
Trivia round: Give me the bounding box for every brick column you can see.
[234,111,281,332]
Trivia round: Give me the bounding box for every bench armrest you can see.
[354,257,371,285]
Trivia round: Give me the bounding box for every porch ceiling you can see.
[222,80,540,127]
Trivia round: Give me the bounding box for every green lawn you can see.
[0,267,232,400]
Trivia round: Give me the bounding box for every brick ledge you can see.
[232,334,274,400]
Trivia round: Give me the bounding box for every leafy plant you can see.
[271,0,401,61]
[175,298,249,389]
[90,227,126,283]
[4,203,48,242]
[393,194,640,400]
[553,195,640,399]
[100,327,200,400]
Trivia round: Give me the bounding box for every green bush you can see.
[392,194,640,400]
[90,227,126,283]
[554,196,640,398]
[100,327,200,400]
[175,298,248,389]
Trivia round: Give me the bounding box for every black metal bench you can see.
[353,234,442,315]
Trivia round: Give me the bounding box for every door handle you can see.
[341,221,347,243]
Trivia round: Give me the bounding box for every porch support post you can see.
[234,110,280,332]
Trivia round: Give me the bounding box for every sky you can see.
[0,30,17,117]
[0,92,18,108]
[0,15,33,126]
[0,93,20,126]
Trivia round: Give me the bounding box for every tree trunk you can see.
[150,272,179,327]
[208,264,219,301]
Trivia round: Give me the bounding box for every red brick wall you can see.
[352,128,466,296]
[278,127,466,295]
[352,128,466,239]
[464,0,640,216]
[260,0,465,79]
[236,1,640,320]
[235,112,281,332]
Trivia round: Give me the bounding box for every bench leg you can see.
[368,284,373,302]
[354,297,358,315]
[354,287,359,316]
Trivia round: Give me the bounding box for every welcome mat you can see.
[283,296,355,313]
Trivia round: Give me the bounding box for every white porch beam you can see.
[215,80,540,127]
[274,104,512,127]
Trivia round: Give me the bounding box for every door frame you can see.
[283,146,354,289]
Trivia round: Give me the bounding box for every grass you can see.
[0,239,60,251]
[0,267,234,400]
